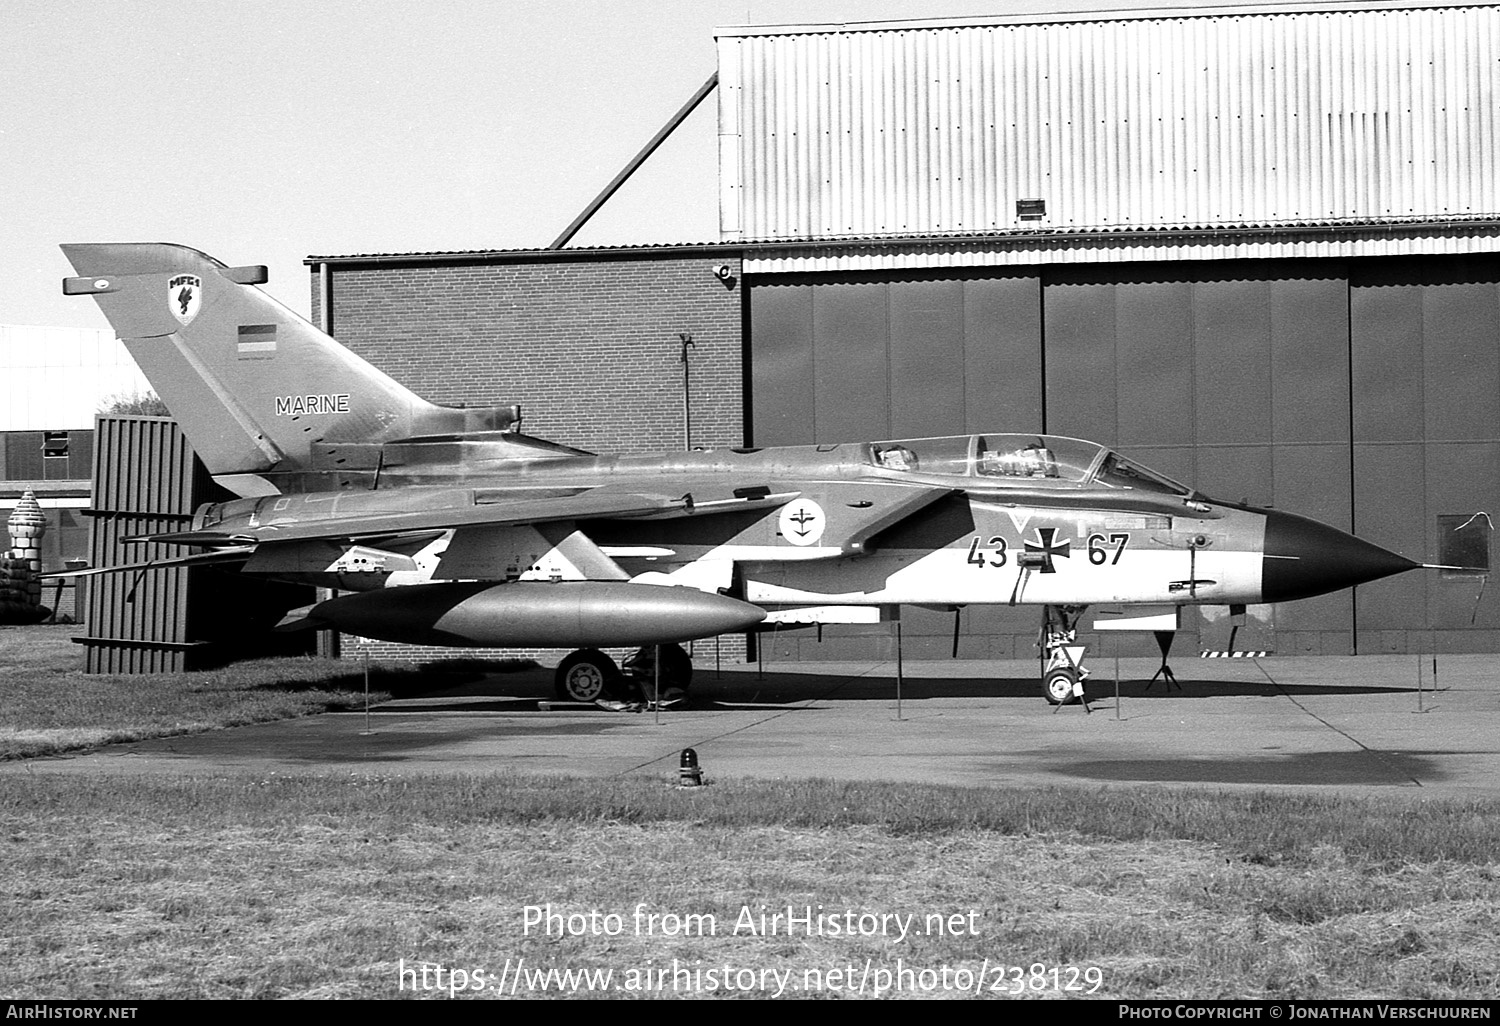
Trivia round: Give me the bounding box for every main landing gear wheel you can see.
[554,649,619,702]
[1044,667,1082,706]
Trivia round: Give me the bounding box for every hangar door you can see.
[748,271,1043,447]
[746,263,1355,657]
[746,256,1500,657]
[1348,257,1500,654]
[1041,261,1354,656]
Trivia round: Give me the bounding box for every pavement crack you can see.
[614,662,886,778]
[1253,659,1423,787]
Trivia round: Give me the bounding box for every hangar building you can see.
[299,2,1500,661]
[82,1,1499,667]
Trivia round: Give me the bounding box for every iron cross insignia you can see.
[1024,527,1072,573]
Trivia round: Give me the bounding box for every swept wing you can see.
[134,484,798,548]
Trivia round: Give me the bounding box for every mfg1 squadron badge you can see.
[168,273,202,325]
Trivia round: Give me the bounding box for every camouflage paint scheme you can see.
[58,244,1418,695]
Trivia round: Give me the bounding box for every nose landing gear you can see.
[1040,605,1091,710]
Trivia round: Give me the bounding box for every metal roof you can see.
[716,2,1500,261]
[303,241,742,267]
[714,0,1493,36]
[305,213,1500,271]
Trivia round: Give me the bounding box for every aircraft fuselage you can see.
[189,433,1412,612]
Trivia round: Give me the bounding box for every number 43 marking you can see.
[1087,532,1130,565]
[966,535,1008,567]
[968,532,1131,568]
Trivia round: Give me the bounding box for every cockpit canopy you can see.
[865,434,1192,498]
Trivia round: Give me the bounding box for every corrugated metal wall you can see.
[718,4,1500,243]
[82,416,315,673]
[83,416,203,673]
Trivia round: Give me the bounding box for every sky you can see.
[3,0,1288,330]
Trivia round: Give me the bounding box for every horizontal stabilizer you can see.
[124,531,258,548]
[41,547,255,579]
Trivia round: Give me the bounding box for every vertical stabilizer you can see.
[61,243,449,491]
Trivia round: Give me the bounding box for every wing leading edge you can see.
[133,485,800,548]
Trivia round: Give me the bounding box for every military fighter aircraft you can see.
[59,243,1431,705]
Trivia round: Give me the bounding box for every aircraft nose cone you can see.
[1261,510,1418,603]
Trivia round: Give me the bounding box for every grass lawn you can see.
[1,624,1498,1000]
[1,775,1498,1000]
[0,624,439,759]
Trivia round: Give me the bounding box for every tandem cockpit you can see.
[865,433,1195,499]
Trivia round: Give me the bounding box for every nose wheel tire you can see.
[1044,667,1082,706]
[555,649,620,703]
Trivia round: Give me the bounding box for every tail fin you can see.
[61,243,515,494]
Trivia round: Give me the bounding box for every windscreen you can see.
[1093,452,1192,496]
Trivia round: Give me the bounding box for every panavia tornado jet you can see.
[60,243,1432,705]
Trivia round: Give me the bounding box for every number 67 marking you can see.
[1087,532,1130,565]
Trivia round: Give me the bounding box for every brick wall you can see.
[336,637,739,673]
[316,254,744,455]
